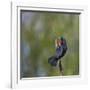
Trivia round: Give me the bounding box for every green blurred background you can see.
[20,10,79,78]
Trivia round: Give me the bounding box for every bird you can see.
[48,36,67,67]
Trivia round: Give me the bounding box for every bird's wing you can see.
[56,46,63,58]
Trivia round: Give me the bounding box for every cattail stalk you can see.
[59,60,64,75]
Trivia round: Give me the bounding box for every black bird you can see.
[48,37,67,67]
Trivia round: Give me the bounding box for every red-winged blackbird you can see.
[48,37,67,67]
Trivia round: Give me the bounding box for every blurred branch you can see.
[59,60,64,75]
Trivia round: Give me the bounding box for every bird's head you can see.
[60,36,64,45]
[55,36,64,47]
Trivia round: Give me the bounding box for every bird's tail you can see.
[48,56,58,66]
